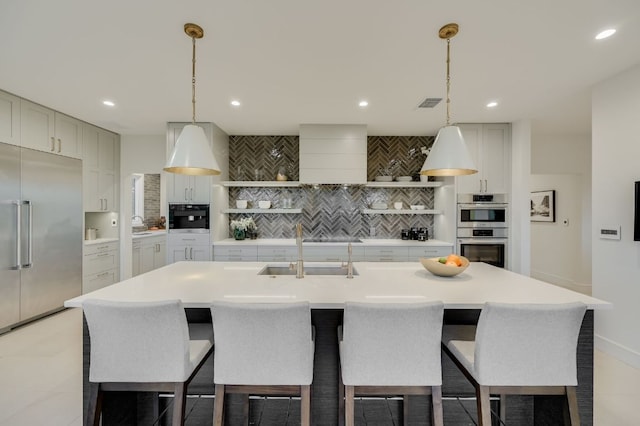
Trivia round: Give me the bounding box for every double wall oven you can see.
[457,194,508,268]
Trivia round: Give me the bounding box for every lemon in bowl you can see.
[420,255,469,277]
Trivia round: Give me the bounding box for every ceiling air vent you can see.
[418,97,442,108]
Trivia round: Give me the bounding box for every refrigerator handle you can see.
[12,201,22,270]
[22,200,33,269]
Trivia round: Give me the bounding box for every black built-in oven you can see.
[168,203,210,232]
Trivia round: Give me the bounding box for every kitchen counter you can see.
[65,260,607,309]
[131,229,166,239]
[83,237,118,246]
[67,261,608,425]
[213,237,453,247]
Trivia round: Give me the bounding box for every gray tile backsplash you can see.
[228,135,436,239]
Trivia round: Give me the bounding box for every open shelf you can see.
[221,181,301,187]
[362,209,442,215]
[223,208,302,214]
[364,181,442,188]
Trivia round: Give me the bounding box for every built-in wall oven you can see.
[457,194,508,268]
[168,203,210,233]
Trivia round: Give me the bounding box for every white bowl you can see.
[236,200,248,209]
[410,205,425,210]
[396,176,412,182]
[371,202,387,210]
[393,202,403,210]
[258,200,271,209]
[375,176,393,182]
[420,256,470,277]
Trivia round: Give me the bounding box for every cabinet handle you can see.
[97,253,110,257]
[184,188,188,201]
[104,199,107,210]
[190,247,193,260]
[50,137,55,152]
[57,138,62,153]
[190,188,194,201]
[484,179,488,192]
[184,247,188,259]
[98,272,110,277]
[479,179,482,192]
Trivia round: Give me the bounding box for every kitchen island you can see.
[65,261,609,425]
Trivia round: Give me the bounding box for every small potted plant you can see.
[230,217,257,240]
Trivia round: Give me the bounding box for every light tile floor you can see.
[1,308,639,425]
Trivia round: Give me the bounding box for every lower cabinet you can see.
[132,235,166,277]
[408,246,452,260]
[168,233,211,263]
[364,246,409,262]
[83,241,119,293]
[215,245,258,261]
[304,246,365,262]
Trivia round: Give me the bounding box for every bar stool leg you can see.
[86,383,102,426]
[477,385,492,426]
[301,385,311,426]
[403,394,410,426]
[172,383,187,426]
[431,386,444,426]
[345,385,355,426]
[213,384,225,426]
[566,386,581,426]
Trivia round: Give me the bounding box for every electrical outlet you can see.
[369,226,376,237]
[111,218,118,227]
[562,218,569,227]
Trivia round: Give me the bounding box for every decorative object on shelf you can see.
[410,205,426,210]
[276,167,288,181]
[230,217,256,240]
[421,23,477,177]
[164,23,221,176]
[375,176,393,182]
[394,202,403,210]
[530,190,556,222]
[371,202,388,210]
[396,176,412,182]
[258,200,271,209]
[236,199,248,209]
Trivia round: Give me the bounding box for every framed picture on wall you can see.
[530,190,556,222]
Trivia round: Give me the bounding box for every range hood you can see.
[299,124,367,184]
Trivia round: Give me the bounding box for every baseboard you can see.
[531,269,592,295]
[595,334,640,369]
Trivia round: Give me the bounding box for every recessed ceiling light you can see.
[595,29,616,40]
[486,101,498,108]
[231,100,241,107]
[103,100,115,107]
[359,100,368,107]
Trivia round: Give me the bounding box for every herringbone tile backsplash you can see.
[228,135,436,239]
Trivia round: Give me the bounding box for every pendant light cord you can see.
[191,35,197,124]
[445,37,451,126]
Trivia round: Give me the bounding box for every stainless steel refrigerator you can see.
[0,142,82,332]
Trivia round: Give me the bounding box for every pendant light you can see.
[421,23,477,177]
[164,23,221,176]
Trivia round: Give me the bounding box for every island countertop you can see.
[65,261,610,310]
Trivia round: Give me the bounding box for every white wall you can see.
[530,134,592,292]
[510,120,531,275]
[119,134,166,279]
[592,63,640,368]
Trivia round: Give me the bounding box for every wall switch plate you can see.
[600,225,621,240]
[111,218,118,227]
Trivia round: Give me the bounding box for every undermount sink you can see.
[258,265,358,276]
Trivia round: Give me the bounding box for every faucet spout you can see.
[295,223,304,278]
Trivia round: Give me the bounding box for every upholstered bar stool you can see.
[442,301,587,426]
[82,299,214,426]
[338,301,445,426]
[211,301,315,426]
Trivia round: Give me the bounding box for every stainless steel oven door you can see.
[457,238,508,268]
[457,203,508,228]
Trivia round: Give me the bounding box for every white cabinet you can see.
[215,245,259,261]
[83,241,119,293]
[364,246,409,262]
[456,123,511,194]
[20,100,83,159]
[408,246,452,260]
[83,124,119,212]
[304,246,365,262]
[133,235,166,276]
[167,233,211,263]
[166,123,212,203]
[0,90,20,146]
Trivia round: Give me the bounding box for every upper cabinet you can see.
[166,122,212,203]
[0,90,21,146]
[20,99,83,159]
[456,123,511,194]
[83,124,120,212]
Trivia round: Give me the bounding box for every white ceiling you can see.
[1,0,639,137]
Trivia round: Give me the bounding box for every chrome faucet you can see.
[295,223,304,278]
[132,215,145,224]
[346,242,354,279]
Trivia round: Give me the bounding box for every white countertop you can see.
[214,238,453,247]
[84,237,119,245]
[65,261,610,310]
[132,229,167,240]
